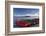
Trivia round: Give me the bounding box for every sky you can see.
[13,8,39,16]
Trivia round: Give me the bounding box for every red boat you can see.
[16,20,32,27]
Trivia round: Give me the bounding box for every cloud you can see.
[14,12,39,16]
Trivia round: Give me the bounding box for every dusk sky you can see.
[13,8,39,16]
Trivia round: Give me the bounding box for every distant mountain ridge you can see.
[13,16,39,20]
